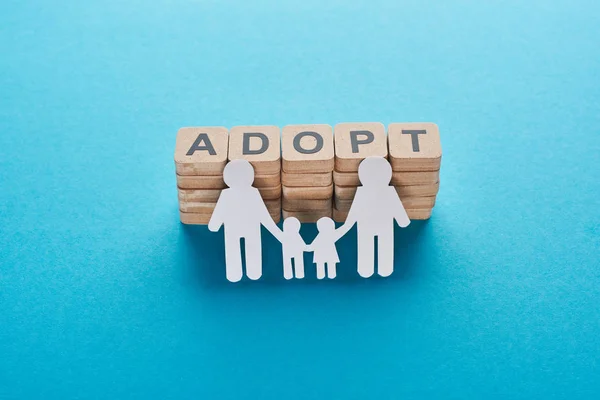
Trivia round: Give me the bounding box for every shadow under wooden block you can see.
[391,170,439,185]
[281,171,332,187]
[388,123,442,172]
[282,124,334,173]
[282,184,333,200]
[176,174,226,189]
[175,127,229,176]
[282,197,332,212]
[334,122,387,172]
[282,209,332,223]
[228,125,281,175]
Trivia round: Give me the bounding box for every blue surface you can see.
[1,0,600,398]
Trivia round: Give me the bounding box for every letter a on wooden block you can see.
[334,122,387,172]
[175,127,229,176]
[388,123,442,171]
[228,125,281,175]
[282,124,334,173]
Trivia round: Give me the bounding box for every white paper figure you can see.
[208,159,283,282]
[307,217,345,279]
[281,217,308,280]
[337,157,410,278]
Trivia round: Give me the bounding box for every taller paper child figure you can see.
[337,157,411,278]
[208,159,283,282]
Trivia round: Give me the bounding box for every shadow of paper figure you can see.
[208,159,283,282]
[337,157,411,278]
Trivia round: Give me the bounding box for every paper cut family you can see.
[208,157,410,282]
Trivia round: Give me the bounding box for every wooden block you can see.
[176,174,226,190]
[281,171,332,187]
[180,202,281,225]
[333,184,358,200]
[334,122,387,172]
[391,170,439,186]
[332,205,432,222]
[178,188,222,203]
[265,198,281,211]
[388,123,442,171]
[334,195,435,212]
[175,127,228,176]
[282,197,332,212]
[270,210,281,224]
[254,171,281,188]
[179,201,215,214]
[258,184,281,200]
[282,209,332,223]
[406,208,432,220]
[333,170,360,187]
[396,182,440,197]
[180,210,212,225]
[282,184,333,200]
[281,124,334,173]
[332,206,347,223]
[335,183,440,200]
[228,125,281,175]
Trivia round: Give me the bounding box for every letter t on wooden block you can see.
[282,124,334,173]
[174,127,229,175]
[228,125,281,175]
[334,122,387,172]
[388,123,442,171]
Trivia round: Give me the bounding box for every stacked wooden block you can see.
[175,127,229,225]
[175,126,282,224]
[332,122,441,221]
[175,122,441,225]
[281,125,334,223]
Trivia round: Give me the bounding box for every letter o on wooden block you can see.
[282,124,334,173]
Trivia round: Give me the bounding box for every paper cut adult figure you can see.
[337,157,410,278]
[208,159,283,282]
[307,217,344,279]
[281,217,308,280]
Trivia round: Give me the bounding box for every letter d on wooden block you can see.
[175,127,229,175]
[228,125,281,175]
[282,124,334,173]
[334,122,387,172]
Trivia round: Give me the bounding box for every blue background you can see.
[1,0,599,398]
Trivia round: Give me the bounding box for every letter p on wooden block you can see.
[334,122,387,172]
[388,123,442,171]
[175,127,229,175]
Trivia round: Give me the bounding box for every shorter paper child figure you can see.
[307,217,344,279]
[281,217,308,280]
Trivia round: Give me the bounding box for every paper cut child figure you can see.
[281,217,308,280]
[337,157,410,278]
[208,159,283,282]
[307,217,344,279]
